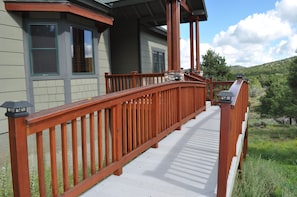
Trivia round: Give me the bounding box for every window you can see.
[71,26,94,74]
[152,50,165,73]
[29,24,58,75]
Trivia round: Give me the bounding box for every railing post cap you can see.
[218,91,234,103]
[0,101,33,118]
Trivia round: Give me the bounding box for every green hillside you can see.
[230,56,297,79]
[231,56,297,196]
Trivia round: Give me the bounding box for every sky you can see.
[180,0,297,68]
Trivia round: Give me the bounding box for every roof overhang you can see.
[4,1,114,32]
[105,0,208,26]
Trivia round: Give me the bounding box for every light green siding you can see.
[33,80,65,111]
[0,0,27,134]
[71,78,98,102]
[140,30,168,73]
[98,30,111,95]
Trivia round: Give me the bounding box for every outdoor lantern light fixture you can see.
[0,101,33,118]
[218,91,234,103]
[236,73,243,79]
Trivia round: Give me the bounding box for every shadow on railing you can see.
[217,76,249,197]
[2,81,206,197]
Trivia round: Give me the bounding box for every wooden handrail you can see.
[105,71,166,93]
[6,81,206,197]
[104,71,233,107]
[217,78,249,197]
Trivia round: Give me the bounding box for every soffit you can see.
[105,0,208,26]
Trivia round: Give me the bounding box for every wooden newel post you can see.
[217,91,233,197]
[0,101,33,197]
[131,71,138,88]
[105,72,111,94]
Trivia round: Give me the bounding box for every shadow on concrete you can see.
[144,106,220,196]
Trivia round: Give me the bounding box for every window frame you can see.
[28,23,60,76]
[152,48,165,73]
[70,25,95,75]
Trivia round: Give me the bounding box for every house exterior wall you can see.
[110,18,140,74]
[98,30,111,95]
[0,6,112,162]
[71,78,98,102]
[110,19,167,74]
[33,80,65,111]
[0,5,111,133]
[0,0,27,135]
[140,30,168,73]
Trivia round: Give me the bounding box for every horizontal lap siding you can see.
[0,1,26,135]
[98,30,111,96]
[140,30,167,73]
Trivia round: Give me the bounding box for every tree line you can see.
[201,49,297,124]
[256,57,297,124]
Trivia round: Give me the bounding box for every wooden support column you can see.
[195,18,200,71]
[166,0,181,71]
[190,20,194,71]
[166,1,172,71]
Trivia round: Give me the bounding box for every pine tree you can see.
[201,49,232,81]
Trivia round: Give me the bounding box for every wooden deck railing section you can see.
[105,71,165,93]
[211,81,234,105]
[4,81,206,197]
[105,70,233,106]
[217,77,249,197]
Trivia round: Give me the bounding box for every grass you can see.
[233,123,297,196]
[0,158,106,197]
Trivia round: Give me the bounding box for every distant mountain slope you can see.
[230,56,297,78]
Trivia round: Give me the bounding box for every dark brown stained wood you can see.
[5,2,113,26]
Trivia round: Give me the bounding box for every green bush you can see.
[233,157,283,197]
[233,125,297,196]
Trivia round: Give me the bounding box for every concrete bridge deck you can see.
[81,105,220,197]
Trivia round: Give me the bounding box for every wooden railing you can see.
[4,81,206,197]
[105,71,165,93]
[211,81,234,105]
[217,78,249,197]
[105,71,234,107]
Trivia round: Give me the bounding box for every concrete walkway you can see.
[81,105,221,197]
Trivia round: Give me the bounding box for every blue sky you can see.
[179,0,297,68]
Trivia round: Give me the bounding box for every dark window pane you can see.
[71,26,94,73]
[32,50,58,74]
[153,50,165,73]
[31,25,56,48]
[29,24,58,75]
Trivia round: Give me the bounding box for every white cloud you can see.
[275,0,297,23]
[180,0,297,67]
